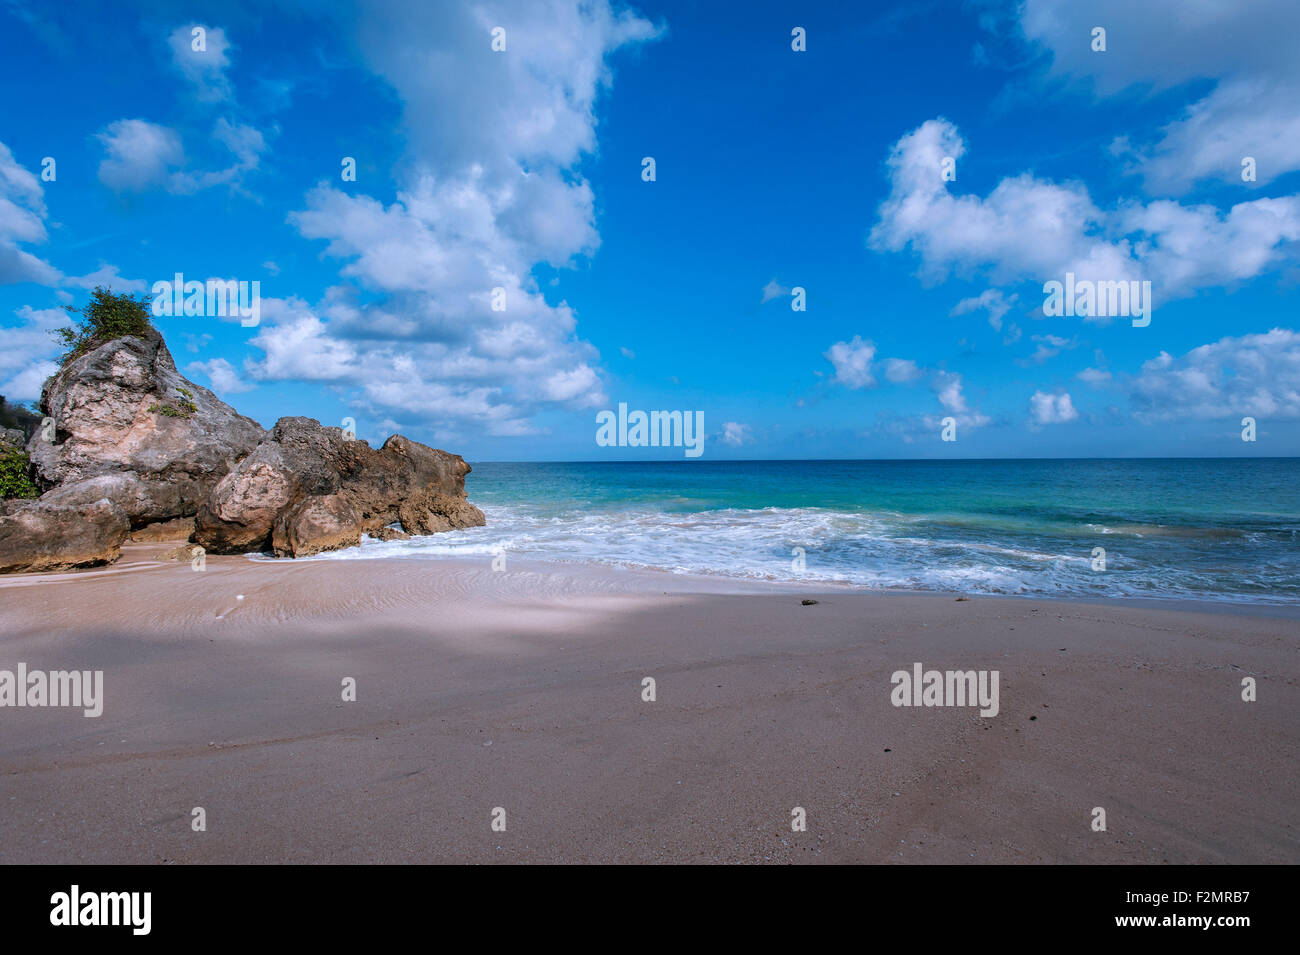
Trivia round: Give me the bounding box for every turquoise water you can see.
[323,458,1300,604]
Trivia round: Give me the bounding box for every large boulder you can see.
[196,416,485,557]
[28,328,264,528]
[0,498,129,573]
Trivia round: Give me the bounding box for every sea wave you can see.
[293,502,1300,605]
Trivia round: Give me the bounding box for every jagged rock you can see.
[2,428,25,450]
[2,326,482,573]
[28,328,264,527]
[0,498,129,573]
[196,416,485,557]
[399,489,487,535]
[271,493,362,558]
[370,525,410,542]
[130,516,196,543]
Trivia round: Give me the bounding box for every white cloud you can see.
[249,2,661,435]
[883,357,923,383]
[96,119,185,192]
[951,289,1017,331]
[929,371,990,430]
[245,298,360,383]
[186,358,253,395]
[1029,390,1078,425]
[96,118,266,195]
[1023,333,1077,365]
[721,421,751,446]
[1017,0,1300,191]
[619,346,635,359]
[870,118,1300,311]
[824,336,876,389]
[760,279,789,304]
[0,141,60,285]
[1077,367,1112,385]
[168,24,233,103]
[0,142,143,292]
[1129,328,1300,421]
[0,305,65,400]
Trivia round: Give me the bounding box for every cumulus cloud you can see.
[96,119,185,192]
[1077,367,1112,385]
[0,305,67,399]
[243,0,659,435]
[0,142,60,286]
[1029,390,1078,425]
[1017,0,1300,191]
[168,24,233,103]
[186,357,253,395]
[96,118,265,195]
[825,338,927,390]
[870,118,1300,313]
[824,336,876,389]
[721,421,751,446]
[924,371,990,432]
[0,141,143,292]
[883,357,923,383]
[1129,328,1300,421]
[951,289,1017,331]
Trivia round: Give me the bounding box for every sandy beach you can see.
[0,543,1295,864]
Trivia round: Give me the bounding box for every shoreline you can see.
[5,543,1298,620]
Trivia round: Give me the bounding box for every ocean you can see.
[311,458,1300,606]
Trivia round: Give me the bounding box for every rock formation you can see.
[0,498,129,574]
[196,416,484,557]
[1,329,484,572]
[28,327,264,531]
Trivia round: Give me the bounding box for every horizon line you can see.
[462,455,1300,464]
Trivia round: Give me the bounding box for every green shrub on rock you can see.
[0,447,39,499]
[52,287,154,366]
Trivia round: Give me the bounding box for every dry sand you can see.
[1,543,1296,864]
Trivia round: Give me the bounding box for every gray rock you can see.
[196,416,485,556]
[28,328,264,527]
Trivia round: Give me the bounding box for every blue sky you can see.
[2,0,1299,460]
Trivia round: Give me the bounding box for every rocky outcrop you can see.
[28,328,264,528]
[0,498,129,573]
[3,328,484,572]
[196,416,485,557]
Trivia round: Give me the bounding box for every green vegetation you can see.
[0,447,38,499]
[148,401,195,419]
[52,286,154,366]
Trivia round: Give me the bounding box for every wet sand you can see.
[0,544,1296,863]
